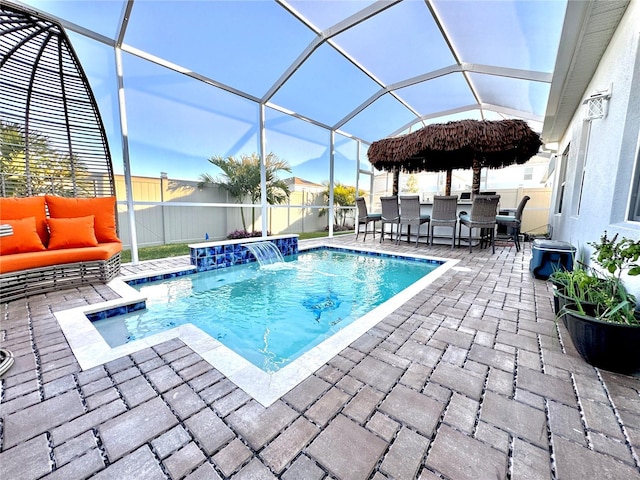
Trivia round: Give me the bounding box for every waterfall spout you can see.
[245,241,285,267]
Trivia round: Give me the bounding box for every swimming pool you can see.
[92,248,441,372]
[56,244,457,406]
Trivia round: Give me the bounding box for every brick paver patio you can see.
[1,235,639,479]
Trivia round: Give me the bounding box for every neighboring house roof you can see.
[284,177,325,190]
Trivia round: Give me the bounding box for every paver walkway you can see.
[1,235,639,479]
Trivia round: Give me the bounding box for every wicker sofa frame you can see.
[0,254,121,304]
[0,3,121,303]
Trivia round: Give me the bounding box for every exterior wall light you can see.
[583,84,612,121]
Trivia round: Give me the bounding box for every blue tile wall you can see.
[126,269,194,286]
[190,237,299,272]
[89,241,441,323]
[86,300,146,323]
[88,269,200,324]
[190,237,443,273]
[302,246,444,266]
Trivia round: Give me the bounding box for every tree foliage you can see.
[199,152,291,232]
[320,182,362,227]
[403,173,419,193]
[1,121,89,197]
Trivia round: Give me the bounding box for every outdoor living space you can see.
[1,235,639,480]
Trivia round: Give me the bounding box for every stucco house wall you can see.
[549,0,640,292]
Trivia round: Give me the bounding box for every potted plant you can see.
[555,232,640,373]
[550,265,615,324]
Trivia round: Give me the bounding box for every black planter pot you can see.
[549,279,566,315]
[553,290,567,326]
[553,290,599,328]
[563,309,640,374]
[552,286,562,315]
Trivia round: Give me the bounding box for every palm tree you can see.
[199,152,291,233]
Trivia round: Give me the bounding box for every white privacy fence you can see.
[114,174,360,248]
[113,174,549,248]
[115,202,355,248]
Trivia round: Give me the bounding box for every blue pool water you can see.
[92,248,440,372]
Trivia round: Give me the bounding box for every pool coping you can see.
[55,244,459,407]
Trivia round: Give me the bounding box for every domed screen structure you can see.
[0,2,115,199]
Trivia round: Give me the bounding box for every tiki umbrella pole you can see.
[445,169,452,196]
[471,158,481,194]
[393,167,399,196]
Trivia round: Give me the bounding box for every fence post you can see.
[160,172,168,245]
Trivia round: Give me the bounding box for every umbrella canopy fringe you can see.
[368,119,542,174]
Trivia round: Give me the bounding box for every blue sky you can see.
[22,0,566,184]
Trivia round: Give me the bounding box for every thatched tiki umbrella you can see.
[367,119,542,195]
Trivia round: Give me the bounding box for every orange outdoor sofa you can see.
[0,195,122,303]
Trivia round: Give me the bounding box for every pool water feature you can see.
[92,248,441,373]
[244,240,285,266]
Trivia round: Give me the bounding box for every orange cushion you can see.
[0,242,122,274]
[0,196,48,245]
[47,216,99,250]
[45,195,119,243]
[0,217,46,255]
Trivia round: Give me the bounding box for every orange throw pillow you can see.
[47,216,99,250]
[45,195,119,243]
[0,196,49,245]
[0,217,47,255]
